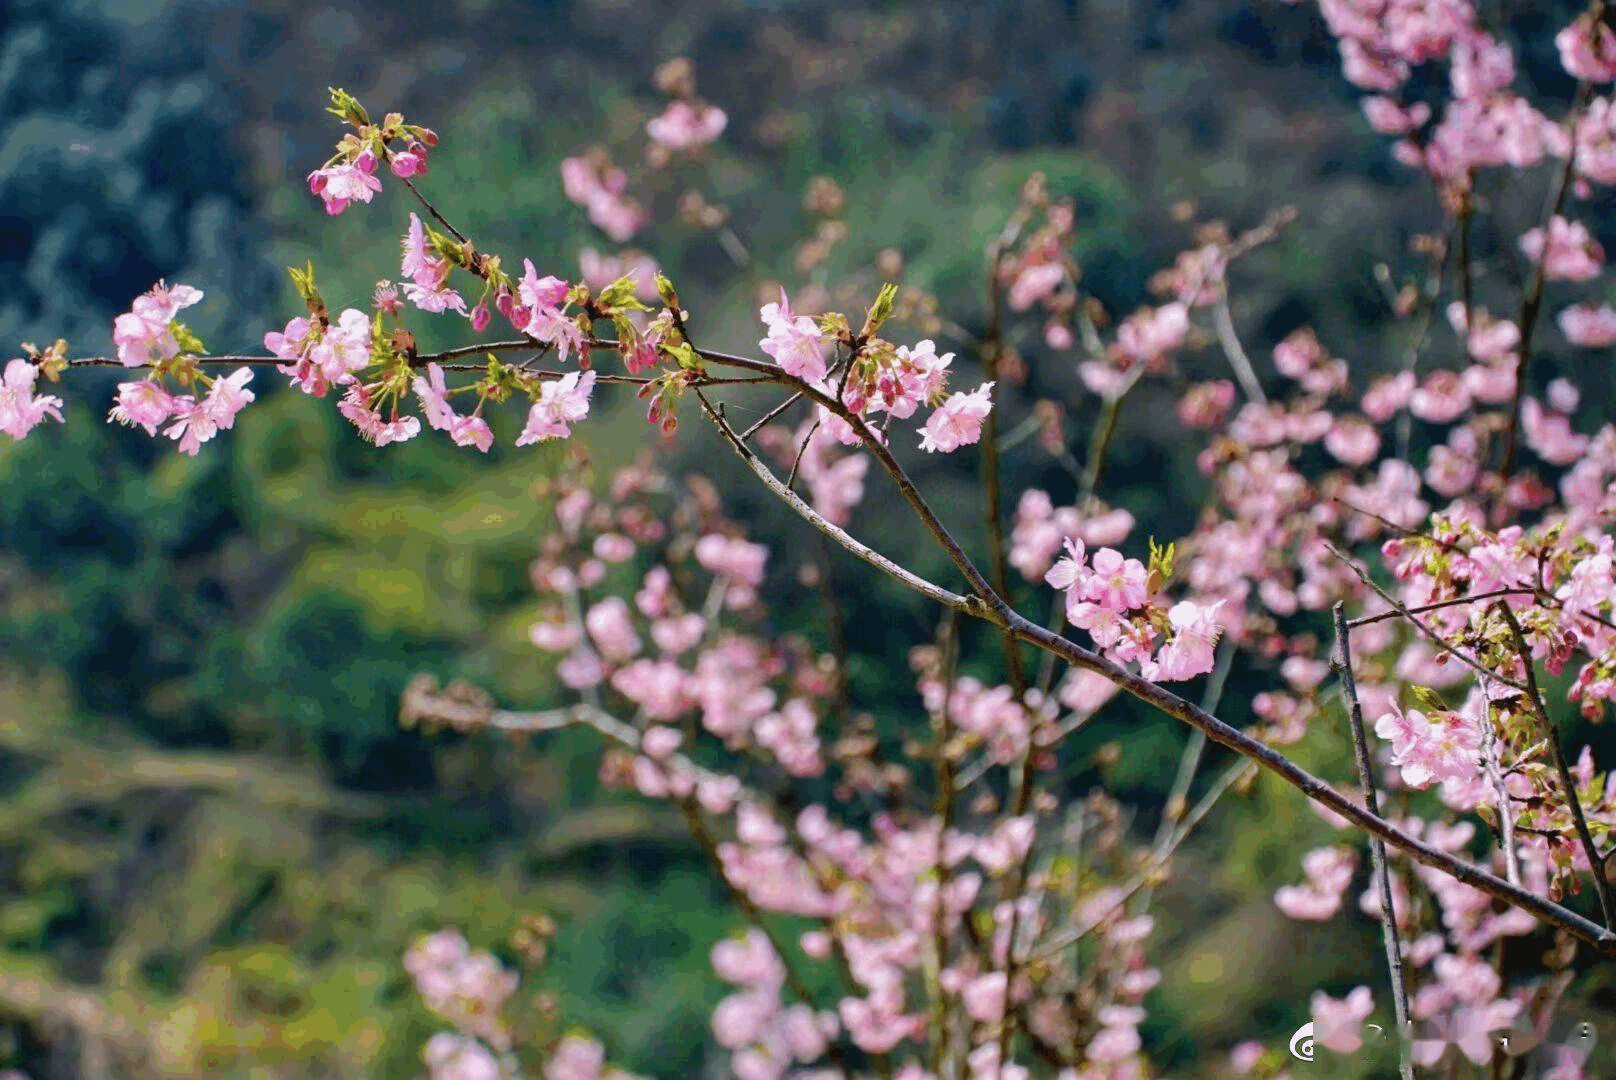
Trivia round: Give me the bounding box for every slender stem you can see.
[1325,542,1528,692]
[930,612,961,1080]
[398,174,470,244]
[1347,588,1535,628]
[1154,636,1235,839]
[1394,215,1457,465]
[1481,682,1523,888]
[1494,600,1614,928]
[980,249,1036,1072]
[1332,604,1415,1080]
[1213,288,1266,404]
[1499,80,1593,488]
[691,386,975,615]
[740,390,806,442]
[62,348,767,387]
[1034,756,1258,959]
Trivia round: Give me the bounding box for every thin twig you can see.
[1480,680,1523,888]
[1033,756,1258,960]
[398,174,470,244]
[1325,542,1528,692]
[1332,603,1415,1080]
[1153,636,1236,840]
[1499,80,1593,488]
[740,390,807,442]
[690,386,975,615]
[1347,588,1535,628]
[1213,289,1266,404]
[1494,600,1614,929]
[930,611,961,1080]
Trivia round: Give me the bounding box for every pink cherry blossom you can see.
[1519,216,1604,282]
[307,161,382,215]
[516,370,596,445]
[108,379,177,435]
[1558,13,1616,81]
[646,101,728,150]
[1311,985,1374,1054]
[113,281,203,367]
[759,290,829,383]
[1558,302,1616,346]
[695,534,769,588]
[1409,369,1472,423]
[1008,262,1065,311]
[1360,370,1414,423]
[1362,96,1431,134]
[1114,302,1189,364]
[919,382,994,453]
[1323,416,1381,466]
[0,360,65,440]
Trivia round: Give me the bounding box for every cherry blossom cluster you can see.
[403,928,520,1052]
[991,176,1082,351]
[104,281,256,455]
[1039,540,1225,683]
[709,929,838,1080]
[305,89,439,215]
[560,149,646,243]
[482,454,1174,1080]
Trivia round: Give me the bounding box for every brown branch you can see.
[1333,604,1415,1080]
[1499,81,1593,488]
[1325,542,1528,692]
[397,173,470,245]
[1347,588,1536,628]
[1493,600,1614,929]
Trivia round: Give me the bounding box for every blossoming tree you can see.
[10,3,1616,1078]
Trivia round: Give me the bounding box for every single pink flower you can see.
[108,379,177,435]
[646,101,728,150]
[1312,985,1374,1054]
[515,370,596,445]
[759,290,829,383]
[919,382,994,453]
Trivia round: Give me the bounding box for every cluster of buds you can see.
[306,88,438,214]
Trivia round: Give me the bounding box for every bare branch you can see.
[1332,603,1414,1080]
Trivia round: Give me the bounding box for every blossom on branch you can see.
[113,280,203,367]
[759,289,829,383]
[515,370,596,445]
[307,161,381,215]
[918,381,994,453]
[0,360,65,440]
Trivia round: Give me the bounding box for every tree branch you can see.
[1494,600,1614,929]
[1333,603,1415,1080]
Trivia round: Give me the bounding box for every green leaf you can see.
[860,282,898,337]
[597,273,652,314]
